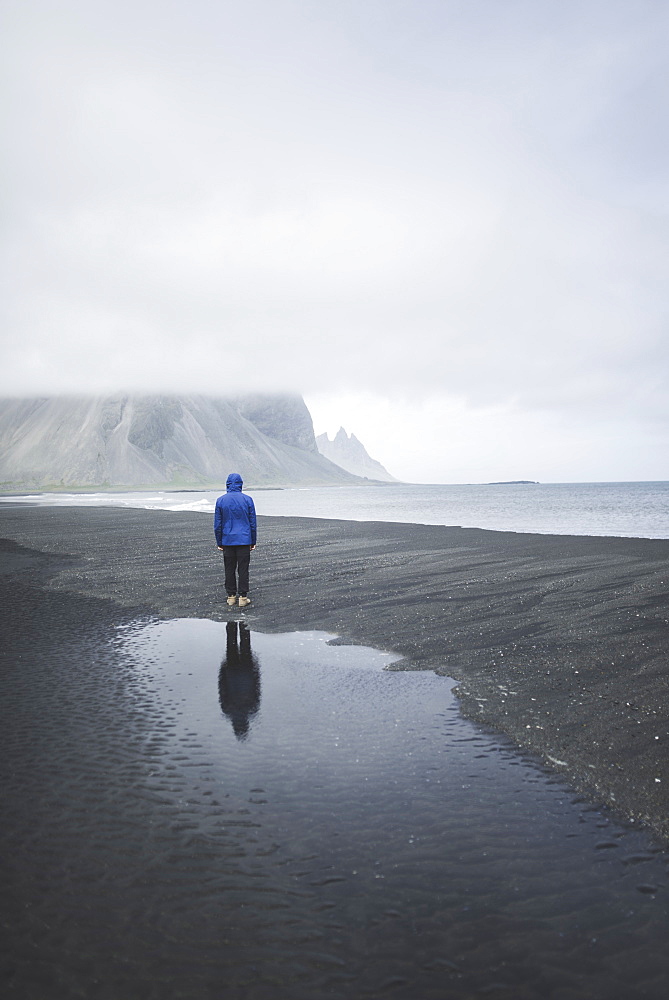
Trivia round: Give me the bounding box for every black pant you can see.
[223,545,251,596]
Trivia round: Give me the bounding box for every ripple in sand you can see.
[4,616,669,1000]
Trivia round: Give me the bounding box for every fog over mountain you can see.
[2,2,668,482]
[0,395,361,489]
[317,428,397,482]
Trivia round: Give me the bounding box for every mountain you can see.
[0,394,361,489]
[316,427,397,482]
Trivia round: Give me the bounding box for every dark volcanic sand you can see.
[1,504,668,841]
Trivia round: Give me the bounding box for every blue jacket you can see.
[214,473,257,547]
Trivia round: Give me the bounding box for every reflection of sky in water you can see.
[114,618,669,999]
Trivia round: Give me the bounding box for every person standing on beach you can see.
[214,473,257,608]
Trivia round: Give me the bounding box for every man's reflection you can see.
[218,621,261,740]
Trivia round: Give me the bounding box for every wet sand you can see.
[1,504,668,841]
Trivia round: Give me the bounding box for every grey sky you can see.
[2,0,668,481]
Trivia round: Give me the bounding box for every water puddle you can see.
[6,617,669,999]
[117,619,668,999]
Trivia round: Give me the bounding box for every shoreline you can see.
[3,497,668,543]
[1,479,668,543]
[2,504,668,842]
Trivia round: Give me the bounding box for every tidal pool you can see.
[4,616,669,1000]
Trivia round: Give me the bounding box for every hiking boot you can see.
[226,595,237,607]
[238,596,251,608]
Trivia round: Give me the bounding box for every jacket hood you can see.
[226,473,243,492]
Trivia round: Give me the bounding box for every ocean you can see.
[3,480,668,539]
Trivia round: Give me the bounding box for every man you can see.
[214,473,257,608]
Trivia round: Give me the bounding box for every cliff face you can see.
[0,395,360,488]
[232,395,318,453]
[316,427,397,482]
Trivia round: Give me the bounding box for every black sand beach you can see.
[2,503,668,842]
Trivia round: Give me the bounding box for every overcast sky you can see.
[2,0,667,482]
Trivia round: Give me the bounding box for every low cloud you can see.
[2,1,667,480]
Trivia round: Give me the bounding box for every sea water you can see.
[3,480,669,538]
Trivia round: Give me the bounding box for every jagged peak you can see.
[315,424,397,482]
